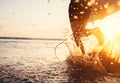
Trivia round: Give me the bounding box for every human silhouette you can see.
[69,0,120,54]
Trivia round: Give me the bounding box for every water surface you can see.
[0,39,69,83]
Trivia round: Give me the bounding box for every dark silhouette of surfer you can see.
[69,0,120,54]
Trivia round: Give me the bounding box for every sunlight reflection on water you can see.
[0,39,69,65]
[0,39,69,82]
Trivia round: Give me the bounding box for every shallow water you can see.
[0,39,69,64]
[0,39,69,83]
[0,39,120,83]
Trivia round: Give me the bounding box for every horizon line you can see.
[0,36,65,41]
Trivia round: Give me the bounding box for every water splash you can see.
[65,32,120,74]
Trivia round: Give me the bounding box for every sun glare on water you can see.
[86,11,120,63]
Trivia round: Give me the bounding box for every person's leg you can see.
[88,27,105,45]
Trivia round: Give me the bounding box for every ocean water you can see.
[1,39,120,83]
[0,39,69,83]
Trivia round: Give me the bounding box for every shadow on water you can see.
[66,55,105,83]
[0,59,120,83]
[66,54,120,83]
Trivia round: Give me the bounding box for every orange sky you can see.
[0,0,71,38]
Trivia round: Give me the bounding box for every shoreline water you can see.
[0,39,120,83]
[0,39,69,83]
